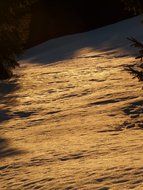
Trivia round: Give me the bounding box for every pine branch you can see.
[127,37,143,61]
[127,37,143,49]
[124,65,143,81]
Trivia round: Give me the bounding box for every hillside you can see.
[1,16,143,190]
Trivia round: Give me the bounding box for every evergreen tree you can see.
[124,38,143,81]
[122,0,143,81]
[0,0,37,80]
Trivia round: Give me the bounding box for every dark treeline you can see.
[0,0,37,79]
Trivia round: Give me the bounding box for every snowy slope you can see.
[21,15,143,64]
[1,15,143,190]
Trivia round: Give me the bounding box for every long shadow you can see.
[0,76,36,124]
[0,76,20,124]
[0,76,27,159]
[120,99,143,129]
[122,100,143,116]
[0,137,24,160]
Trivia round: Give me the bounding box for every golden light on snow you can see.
[1,16,143,189]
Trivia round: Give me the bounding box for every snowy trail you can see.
[1,16,143,190]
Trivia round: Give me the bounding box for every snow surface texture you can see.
[1,15,143,190]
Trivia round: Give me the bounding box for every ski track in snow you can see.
[1,16,143,190]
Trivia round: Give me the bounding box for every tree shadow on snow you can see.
[0,137,25,160]
[0,75,35,124]
[120,99,143,129]
[0,76,28,159]
[0,76,20,124]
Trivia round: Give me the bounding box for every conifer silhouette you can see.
[0,0,37,80]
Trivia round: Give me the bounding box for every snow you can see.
[21,15,143,64]
[1,15,143,189]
